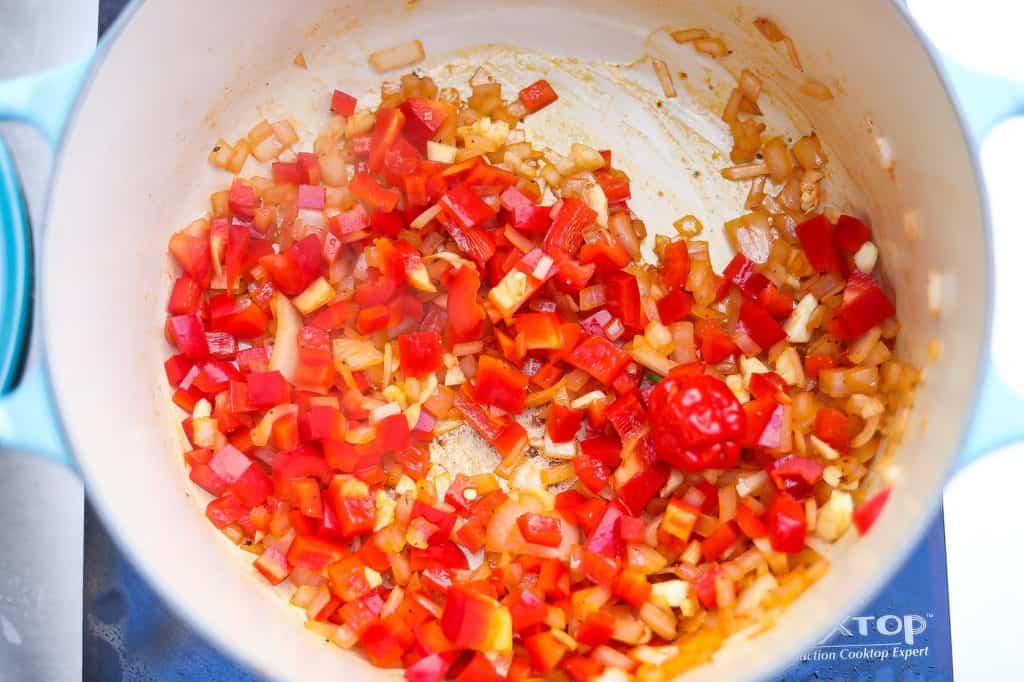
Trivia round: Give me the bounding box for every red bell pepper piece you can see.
[368,107,406,173]
[853,486,891,534]
[454,388,507,443]
[441,585,512,653]
[804,353,839,378]
[325,477,376,538]
[543,198,595,256]
[768,455,824,500]
[272,161,302,185]
[231,464,273,508]
[722,252,769,297]
[766,492,807,553]
[617,462,670,516]
[164,354,193,386]
[829,271,896,340]
[547,404,584,443]
[661,240,691,291]
[656,288,693,324]
[206,493,248,528]
[814,407,850,450]
[701,521,740,562]
[400,98,452,151]
[584,503,623,557]
[796,214,842,273]
[735,502,769,539]
[362,616,415,668]
[595,168,630,203]
[228,180,258,221]
[166,313,210,359]
[757,283,793,319]
[614,568,652,608]
[567,336,632,386]
[356,305,391,334]
[739,299,787,349]
[474,355,528,414]
[580,548,619,587]
[834,214,872,254]
[604,271,645,333]
[605,391,646,442]
[168,228,212,287]
[699,322,738,363]
[440,183,496,230]
[398,331,443,376]
[580,236,631,273]
[375,412,411,453]
[189,464,228,496]
[516,512,563,548]
[574,450,611,494]
[464,162,518,190]
[515,312,563,350]
[286,535,346,571]
[455,653,501,682]
[404,653,455,682]
[748,371,786,400]
[445,265,485,341]
[561,655,605,682]
[523,630,568,673]
[168,276,203,315]
[577,610,615,647]
[518,79,559,113]
[349,172,401,212]
[246,371,291,408]
[331,88,358,116]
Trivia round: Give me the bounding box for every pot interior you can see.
[43,1,984,679]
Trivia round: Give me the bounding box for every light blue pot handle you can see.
[938,57,1024,467]
[0,58,90,466]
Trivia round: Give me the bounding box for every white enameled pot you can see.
[0,1,1020,680]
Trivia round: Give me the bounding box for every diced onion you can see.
[670,28,708,43]
[368,40,425,72]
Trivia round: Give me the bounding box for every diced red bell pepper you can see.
[206,493,248,529]
[356,305,391,334]
[168,228,212,287]
[368,107,406,173]
[617,462,670,516]
[325,477,376,538]
[189,463,228,496]
[757,283,793,319]
[474,355,528,414]
[574,450,611,494]
[168,276,203,315]
[516,512,563,548]
[464,162,518,190]
[661,240,691,291]
[454,653,501,682]
[584,503,624,558]
[656,288,693,324]
[518,79,559,114]
[375,412,411,453]
[580,548,619,588]
[766,492,807,553]
[400,98,452,151]
[796,214,841,273]
[164,354,194,386]
[699,322,738,364]
[362,616,415,668]
[331,203,371,236]
[524,630,568,673]
[286,535,346,572]
[331,88,358,116]
[441,585,513,653]
[543,198,595,256]
[577,609,615,647]
[722,252,769,297]
[228,180,258,221]
[547,404,584,443]
[834,214,872,254]
[440,183,496,230]
[511,203,552,235]
[515,312,563,350]
[567,335,632,385]
[814,407,850,451]
[398,331,443,376]
[661,498,700,543]
[349,172,401,212]
[768,455,823,500]
[596,168,630,203]
[209,295,269,338]
[561,655,605,682]
[166,313,210,359]
[246,371,291,408]
[604,271,645,333]
[735,502,769,539]
[231,464,273,508]
[580,237,631,273]
[701,521,740,562]
[853,486,891,534]
[444,265,485,341]
[404,653,455,682]
[748,371,786,400]
[614,568,652,608]
[829,271,896,340]
[454,388,507,443]
[272,161,302,185]
[804,353,839,378]
[739,299,787,349]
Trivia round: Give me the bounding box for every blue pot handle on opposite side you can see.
[0,59,90,466]
[938,57,1024,467]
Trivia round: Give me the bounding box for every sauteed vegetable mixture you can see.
[163,33,913,680]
